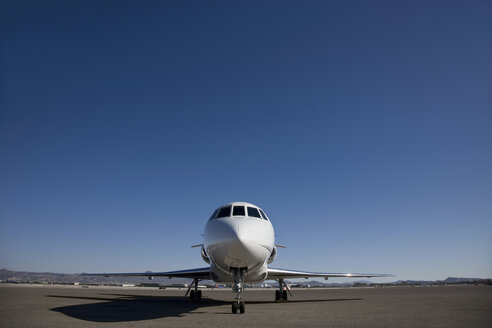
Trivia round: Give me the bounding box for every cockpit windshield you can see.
[216,206,231,218]
[259,209,269,220]
[209,208,218,220]
[233,206,245,216]
[211,204,269,220]
[247,207,261,218]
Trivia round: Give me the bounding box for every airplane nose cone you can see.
[207,219,270,270]
[214,217,249,242]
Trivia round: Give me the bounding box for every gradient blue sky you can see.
[1,1,491,282]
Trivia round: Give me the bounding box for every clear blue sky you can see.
[1,1,491,282]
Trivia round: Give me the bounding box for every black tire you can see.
[275,290,280,300]
[239,301,245,314]
[190,290,195,302]
[282,290,288,301]
[232,302,238,314]
[197,290,202,302]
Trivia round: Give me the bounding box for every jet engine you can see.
[267,246,277,264]
[201,246,210,264]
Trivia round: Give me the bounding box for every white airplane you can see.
[84,201,393,314]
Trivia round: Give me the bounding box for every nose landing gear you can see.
[232,300,245,314]
[231,269,246,314]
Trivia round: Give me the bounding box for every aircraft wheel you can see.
[282,290,288,301]
[275,290,280,301]
[197,290,202,302]
[232,302,238,314]
[190,290,195,302]
[239,301,245,314]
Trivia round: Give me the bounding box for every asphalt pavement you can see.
[1,284,490,327]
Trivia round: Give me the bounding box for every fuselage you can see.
[203,202,275,283]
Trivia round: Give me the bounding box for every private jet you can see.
[84,201,393,314]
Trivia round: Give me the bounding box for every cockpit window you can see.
[233,206,245,216]
[259,209,268,220]
[209,209,219,220]
[217,206,231,218]
[247,207,261,218]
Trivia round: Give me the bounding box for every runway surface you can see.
[1,284,491,327]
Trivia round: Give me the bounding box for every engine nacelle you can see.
[201,246,210,264]
[267,246,277,264]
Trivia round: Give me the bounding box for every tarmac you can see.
[1,284,491,327]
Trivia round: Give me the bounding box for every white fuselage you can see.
[203,214,275,283]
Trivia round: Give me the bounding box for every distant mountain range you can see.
[1,269,490,287]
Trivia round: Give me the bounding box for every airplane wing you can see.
[81,267,211,279]
[267,268,394,280]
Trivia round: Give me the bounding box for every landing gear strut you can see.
[186,278,202,302]
[231,269,245,314]
[275,279,290,301]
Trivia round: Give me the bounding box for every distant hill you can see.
[443,277,482,283]
[389,277,490,286]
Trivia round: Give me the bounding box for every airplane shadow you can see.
[48,293,362,322]
[248,298,362,304]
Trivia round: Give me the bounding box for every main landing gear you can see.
[275,279,290,301]
[186,278,202,302]
[231,269,246,314]
[190,289,202,302]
